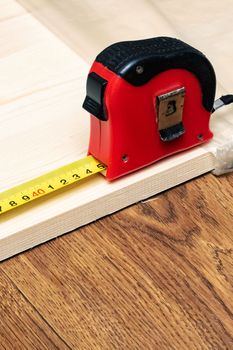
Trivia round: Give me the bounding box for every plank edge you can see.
[0,151,215,261]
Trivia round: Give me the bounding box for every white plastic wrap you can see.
[212,137,233,175]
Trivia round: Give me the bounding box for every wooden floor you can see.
[1,173,233,349]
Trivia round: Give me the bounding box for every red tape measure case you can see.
[83,37,216,180]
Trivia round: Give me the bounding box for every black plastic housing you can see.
[96,37,216,112]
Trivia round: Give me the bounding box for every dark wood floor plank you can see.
[0,269,70,350]
[1,173,233,349]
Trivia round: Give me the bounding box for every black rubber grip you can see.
[96,37,216,112]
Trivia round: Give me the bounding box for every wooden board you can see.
[1,0,233,261]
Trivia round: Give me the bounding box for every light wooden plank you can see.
[16,0,176,62]
[1,0,233,261]
[0,0,25,21]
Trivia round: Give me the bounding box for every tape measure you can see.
[0,156,106,215]
[83,36,232,180]
[2,36,233,216]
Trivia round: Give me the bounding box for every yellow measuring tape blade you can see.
[0,155,106,215]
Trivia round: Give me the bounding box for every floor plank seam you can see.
[0,267,73,350]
